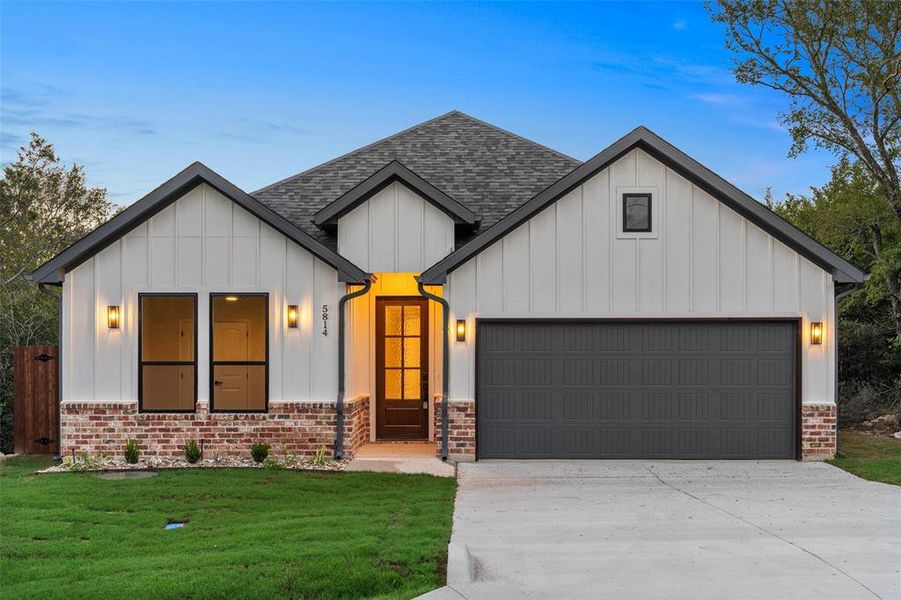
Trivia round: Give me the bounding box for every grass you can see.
[828,431,901,486]
[1,456,456,599]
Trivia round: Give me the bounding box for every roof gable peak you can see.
[31,163,369,284]
[313,160,478,228]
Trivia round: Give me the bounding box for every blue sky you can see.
[2,1,836,205]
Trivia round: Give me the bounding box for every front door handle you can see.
[214,380,224,386]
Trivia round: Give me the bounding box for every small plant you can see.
[183,440,202,464]
[68,452,103,472]
[124,439,140,464]
[262,457,282,470]
[311,447,330,466]
[251,442,270,463]
[283,453,298,468]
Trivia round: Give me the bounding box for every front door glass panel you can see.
[377,299,428,439]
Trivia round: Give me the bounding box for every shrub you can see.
[251,442,270,463]
[124,439,140,464]
[183,440,202,464]
[838,378,901,424]
[262,457,282,470]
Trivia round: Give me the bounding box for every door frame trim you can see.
[375,296,430,440]
[474,317,803,461]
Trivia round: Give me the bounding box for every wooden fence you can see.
[13,345,59,455]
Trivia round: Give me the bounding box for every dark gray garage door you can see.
[477,321,797,459]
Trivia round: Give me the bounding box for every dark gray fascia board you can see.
[313,160,477,227]
[29,162,371,285]
[420,126,866,284]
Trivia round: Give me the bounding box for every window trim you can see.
[208,292,270,414]
[138,292,198,414]
[622,192,653,233]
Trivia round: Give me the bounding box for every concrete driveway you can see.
[432,461,900,599]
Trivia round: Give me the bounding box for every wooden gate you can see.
[13,345,59,454]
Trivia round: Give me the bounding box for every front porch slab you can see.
[346,442,455,477]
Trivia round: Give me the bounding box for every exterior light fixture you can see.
[107,305,120,329]
[456,319,466,342]
[810,321,823,345]
[225,296,238,302]
[287,305,299,328]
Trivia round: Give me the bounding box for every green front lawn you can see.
[1,457,456,599]
[828,431,901,486]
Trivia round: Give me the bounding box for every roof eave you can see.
[420,126,867,285]
[30,162,371,285]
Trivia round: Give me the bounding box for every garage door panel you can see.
[564,325,631,351]
[563,392,630,420]
[563,428,631,456]
[759,392,793,420]
[477,321,797,459]
[758,324,794,351]
[758,359,792,385]
[482,358,523,385]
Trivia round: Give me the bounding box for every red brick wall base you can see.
[801,403,836,461]
[434,399,475,459]
[77,397,827,462]
[431,400,836,462]
[60,397,370,460]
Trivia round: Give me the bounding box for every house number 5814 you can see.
[321,304,329,336]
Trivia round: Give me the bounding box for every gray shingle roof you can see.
[252,111,581,249]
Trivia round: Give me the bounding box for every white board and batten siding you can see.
[62,183,344,404]
[337,181,456,273]
[446,148,835,406]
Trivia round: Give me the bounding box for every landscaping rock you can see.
[37,454,349,474]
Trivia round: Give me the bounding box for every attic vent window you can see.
[623,193,652,232]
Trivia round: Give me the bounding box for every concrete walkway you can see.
[345,442,455,477]
[426,461,900,599]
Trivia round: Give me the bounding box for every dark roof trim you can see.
[312,160,478,227]
[30,162,370,284]
[420,126,866,285]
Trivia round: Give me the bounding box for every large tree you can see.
[709,0,901,223]
[0,133,116,452]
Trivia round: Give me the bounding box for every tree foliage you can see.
[769,160,901,419]
[711,0,901,420]
[0,133,116,452]
[710,0,901,223]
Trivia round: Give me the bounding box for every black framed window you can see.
[623,193,652,232]
[210,293,269,412]
[139,294,197,413]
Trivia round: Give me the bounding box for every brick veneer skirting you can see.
[801,403,837,461]
[60,397,370,460]
[434,399,475,459]
[431,400,835,461]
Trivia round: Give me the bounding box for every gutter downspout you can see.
[37,282,63,461]
[334,278,372,460]
[417,279,449,461]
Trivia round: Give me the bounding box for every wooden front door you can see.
[376,298,429,440]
